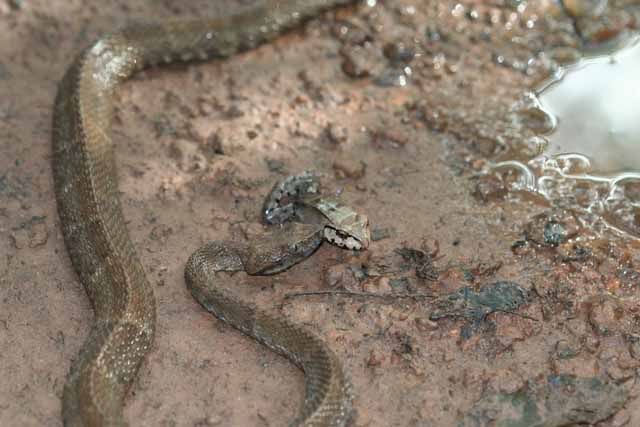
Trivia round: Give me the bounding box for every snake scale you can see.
[52,1,361,426]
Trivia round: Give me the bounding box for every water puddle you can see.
[491,35,640,238]
[537,36,640,173]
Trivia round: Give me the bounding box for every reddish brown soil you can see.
[1,1,639,426]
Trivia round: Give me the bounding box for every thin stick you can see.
[284,290,436,300]
[492,308,540,322]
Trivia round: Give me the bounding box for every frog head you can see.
[302,196,370,250]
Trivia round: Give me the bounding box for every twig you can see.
[284,290,436,300]
[493,308,540,322]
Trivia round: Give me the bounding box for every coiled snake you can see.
[52,1,366,426]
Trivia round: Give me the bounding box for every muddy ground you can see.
[1,0,640,426]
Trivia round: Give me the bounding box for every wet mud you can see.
[1,0,639,426]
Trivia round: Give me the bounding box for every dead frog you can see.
[263,170,371,251]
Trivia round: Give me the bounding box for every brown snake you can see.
[52,1,361,426]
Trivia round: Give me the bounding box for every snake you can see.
[186,171,369,426]
[51,1,363,426]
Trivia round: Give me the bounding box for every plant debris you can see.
[430,281,530,323]
[461,374,629,427]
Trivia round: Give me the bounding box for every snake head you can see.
[243,223,324,275]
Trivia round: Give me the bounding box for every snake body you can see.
[185,222,351,427]
[52,1,357,426]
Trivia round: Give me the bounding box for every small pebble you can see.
[324,123,349,145]
[28,222,48,248]
[382,41,416,63]
[371,129,408,149]
[544,220,567,247]
[517,106,555,134]
[332,21,371,46]
[201,133,224,157]
[10,229,29,249]
[333,158,366,179]
[341,44,379,78]
[415,317,438,332]
[472,175,507,203]
[374,66,411,87]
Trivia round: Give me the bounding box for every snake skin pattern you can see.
[185,222,352,427]
[52,1,358,425]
